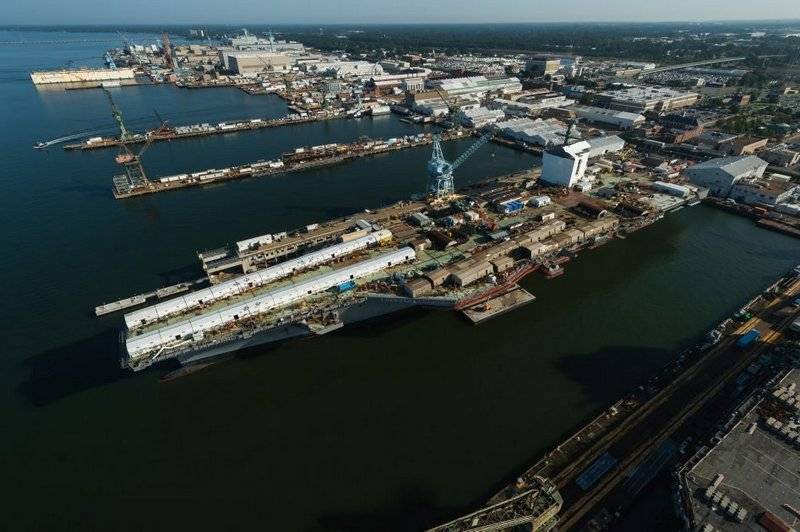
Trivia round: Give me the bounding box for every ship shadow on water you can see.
[310,486,444,532]
[17,328,129,407]
[307,344,694,532]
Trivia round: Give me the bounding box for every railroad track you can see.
[550,281,797,489]
[557,281,800,531]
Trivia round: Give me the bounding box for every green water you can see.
[2,30,799,530]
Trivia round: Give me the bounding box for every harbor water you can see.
[2,30,799,530]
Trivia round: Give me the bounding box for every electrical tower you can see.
[427,132,492,198]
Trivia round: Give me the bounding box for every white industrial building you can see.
[653,181,692,198]
[585,136,626,159]
[567,104,645,130]
[312,61,383,78]
[489,95,574,117]
[494,117,579,147]
[729,178,798,206]
[430,76,522,98]
[124,230,393,330]
[125,247,417,358]
[684,155,768,197]
[458,106,505,128]
[596,86,700,113]
[222,51,295,75]
[412,97,450,117]
[404,78,425,92]
[540,141,592,188]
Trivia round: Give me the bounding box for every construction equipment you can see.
[151,109,175,137]
[427,131,492,198]
[103,87,131,141]
[559,118,581,145]
[161,32,174,68]
[102,88,152,194]
[434,88,460,114]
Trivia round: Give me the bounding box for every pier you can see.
[62,111,349,151]
[94,280,203,316]
[112,129,468,199]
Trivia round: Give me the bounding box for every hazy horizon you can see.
[3,0,800,26]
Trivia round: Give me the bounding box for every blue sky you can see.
[3,0,800,25]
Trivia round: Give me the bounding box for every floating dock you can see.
[64,112,349,151]
[112,130,467,199]
[31,67,136,85]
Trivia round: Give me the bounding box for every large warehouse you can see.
[566,104,646,130]
[594,86,700,113]
[494,117,578,147]
[430,76,523,98]
[684,155,768,196]
[222,51,295,75]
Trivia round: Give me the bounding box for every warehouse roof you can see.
[687,155,767,177]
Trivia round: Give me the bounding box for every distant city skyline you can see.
[3,0,800,25]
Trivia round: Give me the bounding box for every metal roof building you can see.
[684,155,768,197]
[124,230,393,330]
[585,136,626,158]
[125,247,416,358]
[430,76,522,98]
[567,104,645,130]
[494,117,579,147]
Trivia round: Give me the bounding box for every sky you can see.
[2,0,800,25]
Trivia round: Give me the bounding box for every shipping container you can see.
[336,280,356,293]
[737,330,760,349]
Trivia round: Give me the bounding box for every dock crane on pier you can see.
[103,88,152,194]
[427,131,492,198]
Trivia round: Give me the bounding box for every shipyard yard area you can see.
[6,18,800,532]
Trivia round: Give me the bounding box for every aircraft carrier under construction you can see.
[107,147,706,372]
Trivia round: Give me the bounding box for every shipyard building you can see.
[684,156,768,197]
[594,86,700,113]
[565,104,646,130]
[429,76,523,98]
[222,51,295,75]
[541,142,592,188]
[494,118,579,147]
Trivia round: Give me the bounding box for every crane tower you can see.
[161,32,174,68]
[427,132,492,198]
[102,88,152,195]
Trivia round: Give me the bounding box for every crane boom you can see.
[427,131,493,198]
[451,132,492,172]
[103,88,129,140]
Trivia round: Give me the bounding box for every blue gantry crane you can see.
[427,131,492,198]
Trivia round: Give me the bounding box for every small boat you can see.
[34,142,47,149]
